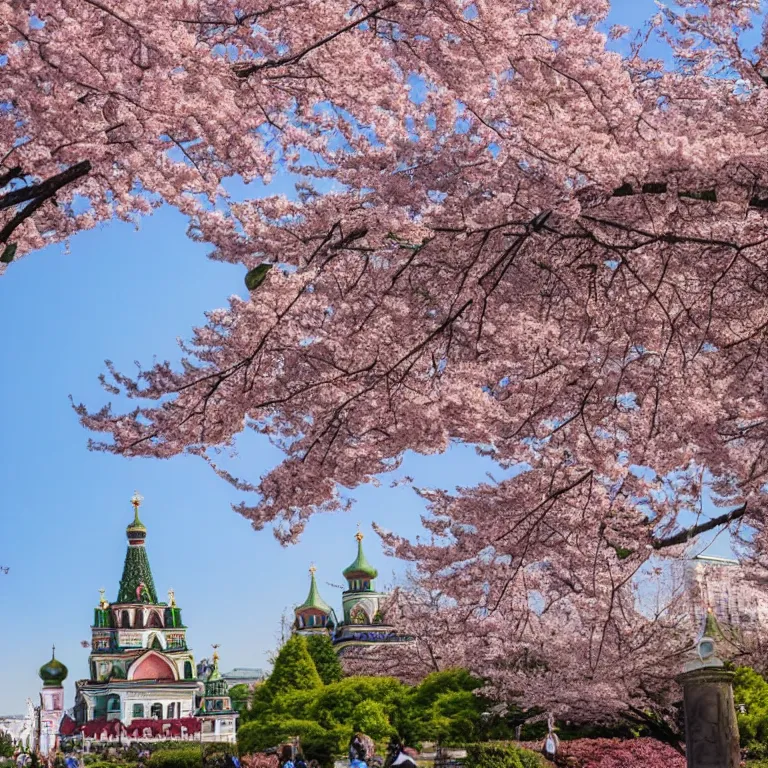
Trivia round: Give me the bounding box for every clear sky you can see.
[0,0,738,714]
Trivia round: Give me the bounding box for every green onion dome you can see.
[296,567,332,614]
[39,646,68,687]
[342,531,378,580]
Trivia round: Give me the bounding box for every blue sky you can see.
[0,0,741,714]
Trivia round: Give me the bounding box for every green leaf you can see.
[245,263,273,291]
[0,243,17,264]
[611,544,635,560]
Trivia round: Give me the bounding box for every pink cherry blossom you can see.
[558,738,686,768]
[49,0,768,714]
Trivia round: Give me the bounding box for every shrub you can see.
[147,745,202,768]
[515,751,547,768]
[310,677,406,729]
[237,719,328,755]
[557,738,685,768]
[465,743,525,768]
[351,701,394,742]
[735,666,768,757]
[82,762,124,768]
[151,742,204,752]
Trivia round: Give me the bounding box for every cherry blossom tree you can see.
[0,0,402,267]
[1,0,219,264]
[342,546,693,728]
[72,0,768,715]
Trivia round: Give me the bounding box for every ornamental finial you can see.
[212,643,220,662]
[309,564,317,576]
[99,588,108,610]
[51,644,55,659]
[131,491,143,511]
[355,521,364,542]
[168,588,176,607]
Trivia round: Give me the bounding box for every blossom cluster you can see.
[557,738,686,768]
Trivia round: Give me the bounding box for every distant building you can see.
[684,554,768,635]
[293,530,413,655]
[0,703,35,748]
[196,662,265,689]
[194,649,238,743]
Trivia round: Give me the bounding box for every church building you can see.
[294,530,413,655]
[38,647,68,755]
[195,647,238,743]
[73,493,201,742]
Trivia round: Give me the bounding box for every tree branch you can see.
[0,160,92,244]
[652,503,748,550]
[0,160,92,212]
[233,1,397,77]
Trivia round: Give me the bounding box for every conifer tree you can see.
[250,635,323,719]
[306,634,344,685]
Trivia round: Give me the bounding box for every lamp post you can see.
[676,609,740,768]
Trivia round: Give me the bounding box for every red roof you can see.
[81,719,125,738]
[126,718,201,738]
[59,715,77,736]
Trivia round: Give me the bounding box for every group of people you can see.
[278,744,309,768]
[349,734,417,768]
[276,733,416,768]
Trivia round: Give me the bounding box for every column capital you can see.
[676,667,735,686]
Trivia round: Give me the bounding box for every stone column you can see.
[677,667,740,768]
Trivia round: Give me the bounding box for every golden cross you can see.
[131,490,144,510]
[211,643,220,661]
[309,564,317,576]
[355,521,364,542]
[99,588,108,608]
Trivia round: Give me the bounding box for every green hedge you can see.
[147,746,203,768]
[465,743,546,768]
[78,763,120,768]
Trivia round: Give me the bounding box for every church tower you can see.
[294,566,335,634]
[341,530,385,626]
[75,493,200,739]
[291,527,413,656]
[332,529,412,655]
[38,646,67,755]
[195,647,238,743]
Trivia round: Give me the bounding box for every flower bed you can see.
[556,738,685,768]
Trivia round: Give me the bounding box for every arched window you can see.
[150,703,163,719]
[135,611,144,629]
[167,703,175,719]
[106,695,121,715]
[308,615,314,627]
[150,635,163,651]
[184,661,194,680]
[215,700,223,711]
[132,704,144,718]
[148,611,163,629]
[121,611,131,628]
